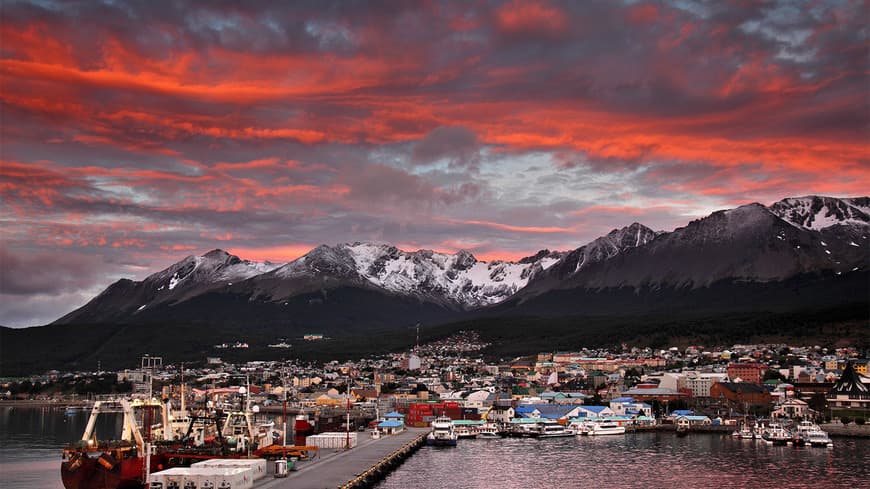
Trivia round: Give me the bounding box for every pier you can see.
[258,428,428,489]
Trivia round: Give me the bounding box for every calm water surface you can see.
[377,431,869,489]
[2,407,868,489]
[0,406,122,489]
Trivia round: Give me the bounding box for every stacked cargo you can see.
[404,402,462,427]
[305,431,358,449]
[192,458,267,480]
[148,467,253,489]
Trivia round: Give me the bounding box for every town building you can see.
[621,384,688,403]
[726,363,767,384]
[709,382,771,409]
[827,363,870,417]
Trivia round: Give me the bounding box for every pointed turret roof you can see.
[830,363,869,396]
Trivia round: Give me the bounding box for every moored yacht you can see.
[586,420,626,436]
[454,425,478,439]
[795,421,833,448]
[476,424,500,439]
[531,421,574,438]
[761,422,792,445]
[732,422,756,439]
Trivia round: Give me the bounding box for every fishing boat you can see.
[61,396,277,489]
[61,399,178,489]
[426,416,458,446]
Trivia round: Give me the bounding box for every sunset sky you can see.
[1,0,867,326]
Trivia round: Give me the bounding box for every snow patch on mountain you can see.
[151,250,281,295]
[314,242,567,307]
[769,196,870,230]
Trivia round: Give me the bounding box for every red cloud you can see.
[495,0,567,35]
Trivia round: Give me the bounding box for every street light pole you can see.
[345,375,351,449]
[283,368,288,457]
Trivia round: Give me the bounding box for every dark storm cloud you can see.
[411,126,482,170]
[0,246,108,296]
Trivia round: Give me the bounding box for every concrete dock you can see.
[258,428,428,489]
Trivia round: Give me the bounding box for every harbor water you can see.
[376,431,870,489]
[2,406,869,489]
[0,406,123,489]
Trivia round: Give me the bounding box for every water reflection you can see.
[377,432,867,489]
[1,407,865,489]
[0,407,121,489]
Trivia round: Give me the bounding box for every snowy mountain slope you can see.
[769,196,870,230]
[513,199,869,306]
[150,249,280,299]
[54,250,281,323]
[244,242,564,308]
[540,223,660,282]
[53,195,868,326]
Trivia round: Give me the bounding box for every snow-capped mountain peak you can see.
[268,241,564,308]
[151,249,282,294]
[769,196,870,230]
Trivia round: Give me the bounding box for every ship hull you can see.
[61,451,168,489]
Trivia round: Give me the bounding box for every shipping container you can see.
[192,458,267,480]
[149,467,253,489]
[305,432,358,449]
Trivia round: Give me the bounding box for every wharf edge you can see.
[257,428,428,489]
[339,431,428,489]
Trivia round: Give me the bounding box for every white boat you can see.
[426,416,458,446]
[586,420,626,436]
[569,420,592,436]
[531,421,574,438]
[760,422,791,445]
[476,424,500,439]
[454,425,478,439]
[795,421,833,448]
[805,431,834,448]
[732,421,756,439]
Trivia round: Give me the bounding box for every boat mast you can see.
[81,401,103,443]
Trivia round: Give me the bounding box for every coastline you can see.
[819,423,870,438]
[0,399,89,408]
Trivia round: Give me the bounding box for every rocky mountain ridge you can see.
[54,195,869,326]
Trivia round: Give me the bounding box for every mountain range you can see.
[54,195,868,332]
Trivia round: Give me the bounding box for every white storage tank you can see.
[305,431,358,449]
[192,458,267,480]
[149,467,254,489]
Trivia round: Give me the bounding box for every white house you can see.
[609,397,652,417]
[575,405,616,418]
[484,404,515,424]
[675,415,711,428]
[772,398,810,419]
